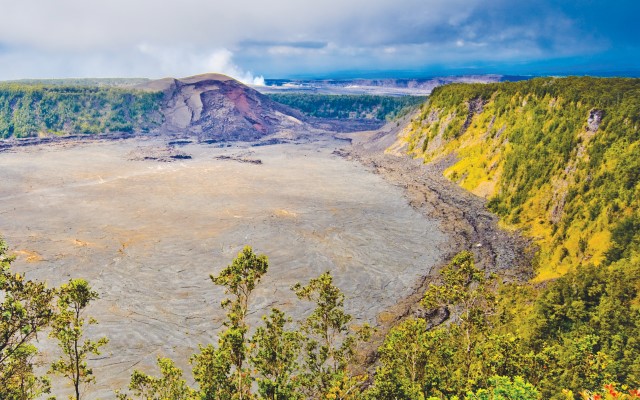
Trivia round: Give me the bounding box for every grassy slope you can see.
[0,84,163,138]
[399,77,640,279]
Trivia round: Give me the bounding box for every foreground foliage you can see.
[293,272,372,399]
[120,247,371,400]
[365,251,640,400]
[1,235,638,399]
[49,279,108,400]
[1,238,106,399]
[0,238,54,399]
[123,357,197,400]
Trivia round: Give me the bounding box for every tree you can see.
[529,261,640,397]
[49,278,108,400]
[464,376,539,400]
[364,317,432,400]
[250,308,304,400]
[292,272,371,399]
[0,237,54,399]
[575,383,640,400]
[367,251,501,398]
[191,343,234,400]
[119,357,197,400]
[422,251,497,374]
[193,246,269,400]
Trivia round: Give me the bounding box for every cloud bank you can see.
[0,0,637,79]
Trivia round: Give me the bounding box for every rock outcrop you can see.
[137,73,308,141]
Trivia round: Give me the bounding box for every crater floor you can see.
[0,136,448,398]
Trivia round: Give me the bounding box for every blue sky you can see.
[0,0,638,82]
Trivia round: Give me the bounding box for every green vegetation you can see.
[0,84,162,138]
[2,236,639,399]
[124,357,197,400]
[250,309,304,400]
[402,77,640,278]
[196,246,269,399]
[0,238,54,399]
[293,272,372,399]
[1,238,106,399]
[120,246,370,400]
[49,279,108,400]
[268,93,424,120]
[364,251,640,399]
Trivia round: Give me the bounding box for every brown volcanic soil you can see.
[0,135,450,399]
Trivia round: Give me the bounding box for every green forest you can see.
[267,94,425,121]
[0,84,162,138]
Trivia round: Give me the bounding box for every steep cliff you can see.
[396,77,640,278]
[0,84,162,138]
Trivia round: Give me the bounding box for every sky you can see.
[0,0,638,82]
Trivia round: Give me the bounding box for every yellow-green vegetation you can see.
[401,77,640,279]
[0,84,162,138]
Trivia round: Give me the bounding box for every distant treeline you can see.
[267,93,425,120]
[5,78,151,87]
[0,84,162,138]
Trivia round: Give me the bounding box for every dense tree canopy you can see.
[0,84,162,138]
[268,93,424,121]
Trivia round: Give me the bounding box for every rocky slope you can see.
[137,73,310,141]
[336,117,533,371]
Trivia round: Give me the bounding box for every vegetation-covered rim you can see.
[267,93,425,121]
[0,84,162,138]
[403,76,640,279]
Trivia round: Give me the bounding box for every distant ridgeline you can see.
[401,77,640,278]
[267,93,425,120]
[0,83,162,138]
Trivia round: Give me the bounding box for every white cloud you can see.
[0,0,627,79]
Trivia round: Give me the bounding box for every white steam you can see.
[137,44,264,85]
[205,49,265,85]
